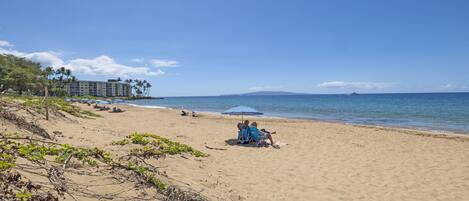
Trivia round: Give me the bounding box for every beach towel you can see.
[274,142,288,147]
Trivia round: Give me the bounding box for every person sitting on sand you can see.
[237,120,251,144]
[192,111,198,117]
[110,107,124,113]
[237,120,249,131]
[260,128,276,135]
[181,110,188,116]
[237,123,244,131]
[249,122,278,148]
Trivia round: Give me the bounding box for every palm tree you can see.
[135,79,144,96]
[45,66,76,96]
[145,82,152,96]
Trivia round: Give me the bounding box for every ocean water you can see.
[125,93,469,133]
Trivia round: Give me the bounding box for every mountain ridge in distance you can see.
[220,91,310,96]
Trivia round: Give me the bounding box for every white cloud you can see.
[0,42,65,67]
[130,58,144,63]
[24,52,65,67]
[0,39,164,77]
[317,81,395,90]
[440,83,454,89]
[0,40,13,47]
[0,47,21,56]
[67,56,164,77]
[150,59,178,67]
[437,83,468,91]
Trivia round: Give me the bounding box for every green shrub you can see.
[0,160,16,171]
[12,96,100,118]
[129,134,150,145]
[123,133,207,157]
[1,137,169,193]
[111,139,129,146]
[15,190,32,201]
[80,110,102,117]
[127,161,166,190]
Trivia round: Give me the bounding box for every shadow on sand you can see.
[224,138,268,148]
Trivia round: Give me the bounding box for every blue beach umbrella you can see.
[222,106,263,121]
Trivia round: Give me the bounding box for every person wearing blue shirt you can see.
[249,122,277,148]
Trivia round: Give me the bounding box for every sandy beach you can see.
[3,1,469,200]
[2,103,469,201]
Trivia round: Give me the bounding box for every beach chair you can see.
[237,128,250,144]
[249,127,267,146]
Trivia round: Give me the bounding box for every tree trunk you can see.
[44,86,49,120]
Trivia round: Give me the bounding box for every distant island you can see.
[221,91,309,96]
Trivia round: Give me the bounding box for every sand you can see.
[5,104,469,201]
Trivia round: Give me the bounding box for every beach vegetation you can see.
[129,133,151,145]
[0,54,86,121]
[127,161,166,190]
[45,96,101,118]
[0,139,100,168]
[79,109,102,118]
[15,190,32,201]
[91,147,113,163]
[124,79,152,97]
[0,54,76,97]
[0,153,16,171]
[0,54,44,95]
[45,66,76,96]
[111,139,130,145]
[4,95,101,118]
[18,143,49,161]
[0,131,210,199]
[122,132,207,157]
[1,136,170,194]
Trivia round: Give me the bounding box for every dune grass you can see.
[5,95,101,118]
[117,132,207,158]
[126,161,166,190]
[1,141,101,169]
[1,137,168,194]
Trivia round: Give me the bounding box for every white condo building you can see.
[64,79,132,97]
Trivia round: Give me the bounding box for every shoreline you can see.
[121,102,469,138]
[82,103,469,200]
[7,100,464,200]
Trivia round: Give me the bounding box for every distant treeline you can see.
[0,54,153,97]
[123,78,152,97]
[0,54,75,96]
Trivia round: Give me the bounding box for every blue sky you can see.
[1,0,468,96]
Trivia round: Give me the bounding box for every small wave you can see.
[125,103,168,109]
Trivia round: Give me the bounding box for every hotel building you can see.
[64,79,132,97]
